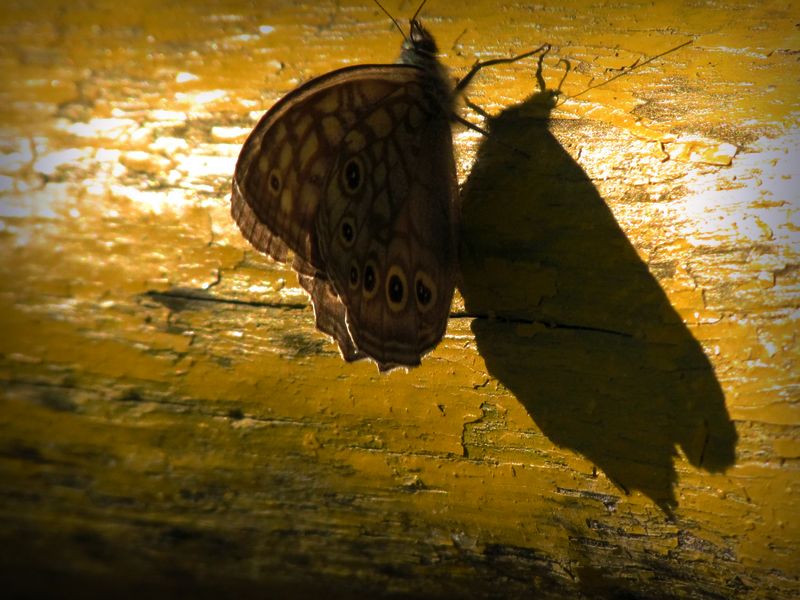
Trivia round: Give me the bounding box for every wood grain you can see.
[0,1,797,598]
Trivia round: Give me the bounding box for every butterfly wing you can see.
[232,65,430,274]
[231,64,457,371]
[315,74,458,370]
[297,273,367,363]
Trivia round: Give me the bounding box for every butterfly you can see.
[231,1,546,371]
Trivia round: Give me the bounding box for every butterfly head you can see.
[409,20,438,55]
[400,19,440,67]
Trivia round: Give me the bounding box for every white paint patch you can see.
[211,126,251,141]
[32,147,88,176]
[176,71,200,83]
[675,130,800,248]
[61,118,138,139]
[175,90,227,105]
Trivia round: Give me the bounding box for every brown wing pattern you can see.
[231,64,457,371]
[232,66,426,271]
[315,80,458,370]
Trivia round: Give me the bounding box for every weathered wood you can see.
[0,1,797,598]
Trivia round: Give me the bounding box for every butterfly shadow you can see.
[457,83,737,511]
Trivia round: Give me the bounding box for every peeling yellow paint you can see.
[0,0,798,598]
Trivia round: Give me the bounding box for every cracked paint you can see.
[0,1,798,598]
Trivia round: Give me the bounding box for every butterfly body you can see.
[232,19,458,371]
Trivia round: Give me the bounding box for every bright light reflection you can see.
[62,118,138,139]
[175,90,227,105]
[176,72,200,83]
[675,131,799,248]
[111,185,193,215]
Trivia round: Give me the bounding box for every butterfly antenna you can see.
[557,39,692,106]
[372,0,408,43]
[411,0,429,21]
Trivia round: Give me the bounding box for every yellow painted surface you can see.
[0,0,798,597]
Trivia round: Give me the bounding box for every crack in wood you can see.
[144,288,308,311]
[451,310,634,337]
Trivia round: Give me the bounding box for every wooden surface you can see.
[1,0,798,598]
